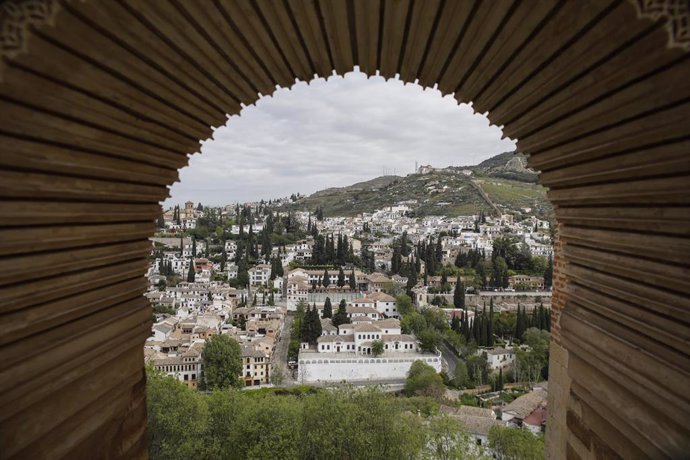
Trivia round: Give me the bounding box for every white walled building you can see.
[298,317,442,383]
[481,347,515,371]
[249,264,271,286]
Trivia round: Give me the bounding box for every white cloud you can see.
[165,70,515,207]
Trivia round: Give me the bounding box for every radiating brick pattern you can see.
[0,1,688,458]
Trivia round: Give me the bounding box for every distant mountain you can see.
[291,152,551,218]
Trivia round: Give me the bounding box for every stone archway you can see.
[0,1,688,458]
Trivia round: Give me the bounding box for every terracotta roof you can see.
[366,292,396,302]
[353,323,382,333]
[503,389,548,420]
[381,334,416,342]
[317,335,355,343]
[523,406,547,427]
[376,319,401,328]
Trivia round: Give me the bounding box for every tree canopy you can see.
[200,334,242,390]
[405,360,445,398]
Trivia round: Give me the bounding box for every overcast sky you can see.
[165,70,516,207]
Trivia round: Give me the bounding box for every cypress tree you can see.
[332,299,350,327]
[544,255,553,289]
[336,234,344,264]
[488,298,495,346]
[497,368,504,391]
[187,259,195,283]
[300,305,312,343]
[312,304,322,340]
[462,311,470,341]
[406,258,418,296]
[337,267,345,287]
[349,269,357,290]
[435,236,443,268]
[451,315,461,333]
[322,268,330,287]
[453,278,465,309]
[323,297,333,318]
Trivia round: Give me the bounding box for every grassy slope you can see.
[291,154,552,218]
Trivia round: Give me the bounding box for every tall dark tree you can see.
[406,258,418,297]
[337,267,345,287]
[323,297,333,318]
[451,315,461,333]
[349,269,357,290]
[453,278,465,309]
[544,255,554,289]
[300,305,313,343]
[336,234,345,265]
[435,236,443,268]
[186,259,195,283]
[488,298,495,347]
[312,304,322,338]
[322,268,330,288]
[332,299,350,327]
[480,306,488,346]
[400,231,410,256]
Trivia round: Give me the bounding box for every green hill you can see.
[291,152,551,218]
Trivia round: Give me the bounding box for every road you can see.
[271,312,295,384]
[439,341,459,378]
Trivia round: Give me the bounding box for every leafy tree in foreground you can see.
[489,425,544,460]
[147,367,208,460]
[148,368,493,460]
[200,334,242,390]
[425,415,483,460]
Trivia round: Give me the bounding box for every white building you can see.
[481,347,515,371]
[298,318,442,383]
[249,264,271,286]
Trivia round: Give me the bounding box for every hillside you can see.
[292,152,551,218]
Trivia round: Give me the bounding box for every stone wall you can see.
[297,353,442,383]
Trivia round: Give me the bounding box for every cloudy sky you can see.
[165,70,516,207]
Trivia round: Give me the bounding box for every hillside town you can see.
[144,194,553,448]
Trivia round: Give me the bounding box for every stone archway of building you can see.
[1,1,689,458]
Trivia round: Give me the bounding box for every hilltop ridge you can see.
[292,151,550,218]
